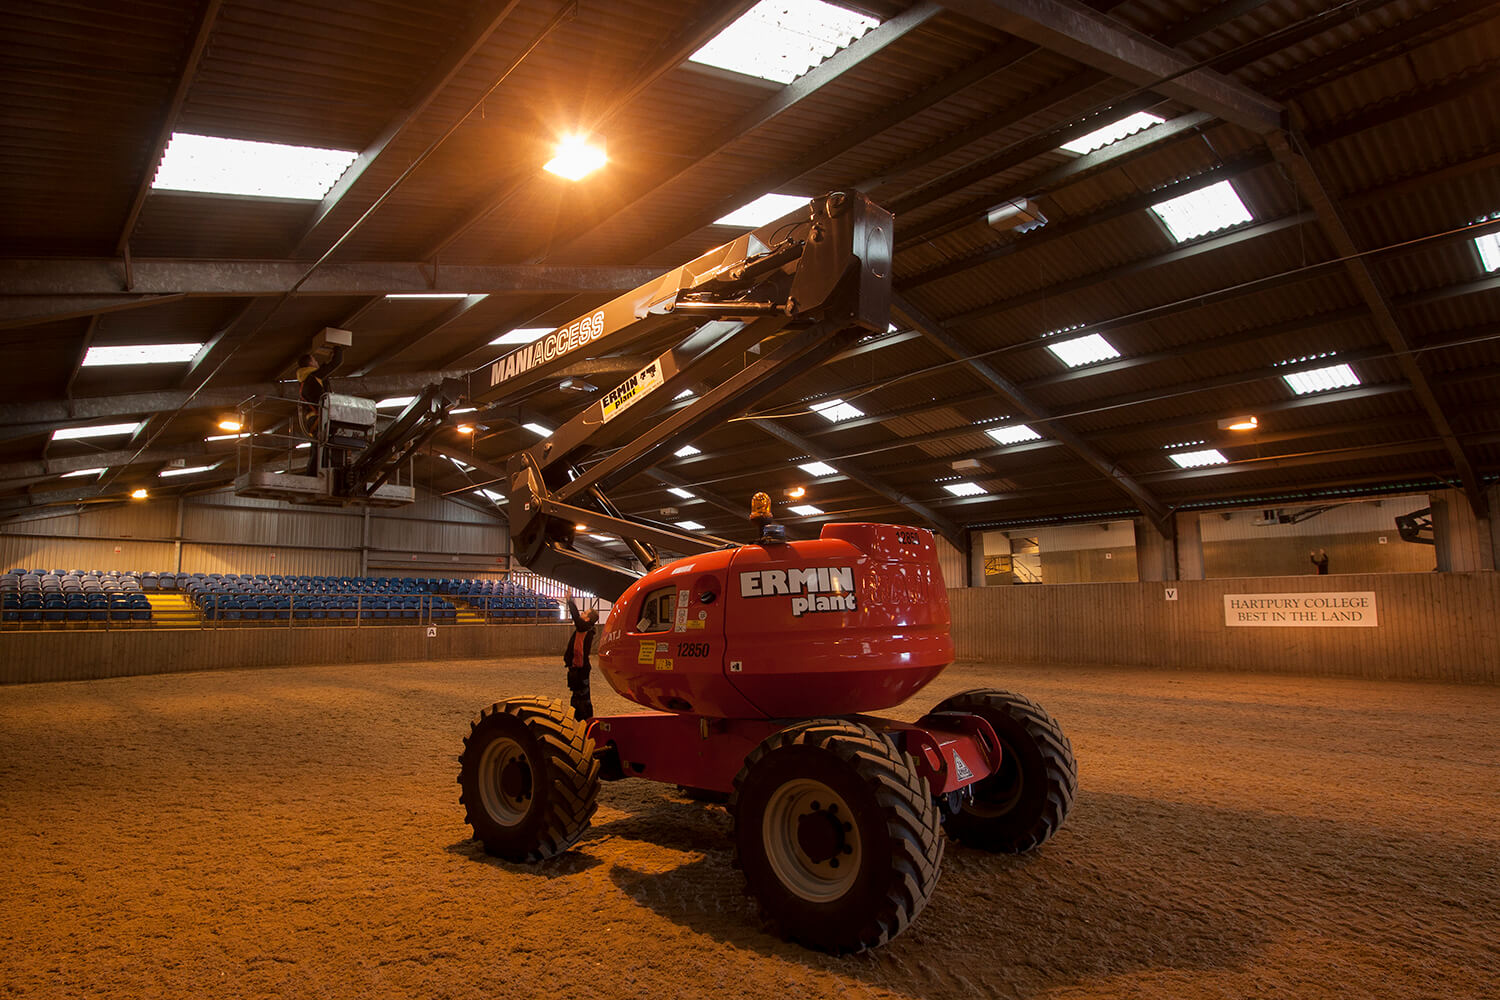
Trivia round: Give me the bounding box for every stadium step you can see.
[146,592,201,624]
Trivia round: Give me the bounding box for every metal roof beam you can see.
[0,446,212,485]
[936,0,1284,133]
[291,0,524,256]
[894,110,1216,250]
[0,259,661,299]
[349,294,491,376]
[0,369,467,439]
[1268,130,1489,518]
[113,0,222,256]
[893,292,1175,534]
[901,149,1271,287]
[420,0,764,262]
[749,418,969,550]
[531,2,945,261]
[670,38,1040,242]
[944,210,1316,328]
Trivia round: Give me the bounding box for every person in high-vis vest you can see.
[564,599,599,720]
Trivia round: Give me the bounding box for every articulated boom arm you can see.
[493,192,893,601]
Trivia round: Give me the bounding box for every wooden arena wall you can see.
[947,571,1499,684]
[1,624,571,685]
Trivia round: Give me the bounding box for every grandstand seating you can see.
[2,569,564,628]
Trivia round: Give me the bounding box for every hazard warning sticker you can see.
[637,641,655,664]
[951,750,974,782]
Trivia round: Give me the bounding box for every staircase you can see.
[146,592,200,625]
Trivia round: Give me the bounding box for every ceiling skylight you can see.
[1059,111,1165,155]
[1150,180,1253,242]
[674,445,702,457]
[447,456,476,472]
[474,489,505,503]
[676,520,706,531]
[810,398,864,423]
[798,460,837,476]
[51,422,142,442]
[61,467,105,478]
[491,327,552,346]
[689,0,879,85]
[385,292,475,300]
[81,343,203,367]
[158,464,218,478]
[588,534,612,542]
[714,192,808,228]
[1282,362,1361,395]
[1476,231,1500,273]
[787,504,824,516]
[152,133,357,200]
[1169,449,1228,468]
[943,481,987,497]
[1045,333,1121,368]
[376,396,417,409]
[674,388,696,400]
[668,487,695,499]
[986,424,1042,445]
[523,422,551,437]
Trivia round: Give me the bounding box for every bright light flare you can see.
[544,135,606,181]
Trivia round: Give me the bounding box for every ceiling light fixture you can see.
[786,486,806,499]
[456,424,474,434]
[1218,416,1259,431]
[130,488,149,499]
[544,135,607,181]
[217,418,243,433]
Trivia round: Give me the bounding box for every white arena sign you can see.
[1224,592,1378,627]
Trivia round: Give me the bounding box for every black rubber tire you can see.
[932,689,1077,853]
[458,697,600,862]
[729,718,943,954]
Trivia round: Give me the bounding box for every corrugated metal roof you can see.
[1,0,1496,535]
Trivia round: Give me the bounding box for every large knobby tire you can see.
[933,689,1077,853]
[457,697,600,862]
[729,719,944,954]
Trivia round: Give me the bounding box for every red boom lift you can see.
[453,192,1078,953]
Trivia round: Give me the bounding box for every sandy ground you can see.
[1,658,1497,1000]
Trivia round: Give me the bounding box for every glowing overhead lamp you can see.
[130,488,149,500]
[1218,415,1259,431]
[217,418,243,433]
[786,485,806,499]
[455,424,475,435]
[544,135,606,181]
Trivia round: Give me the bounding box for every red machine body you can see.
[590,522,990,795]
[596,522,954,718]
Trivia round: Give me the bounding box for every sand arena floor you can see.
[1,657,1498,999]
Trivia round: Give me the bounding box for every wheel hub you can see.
[795,804,847,864]
[762,779,861,902]
[477,736,533,825]
[500,757,532,802]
